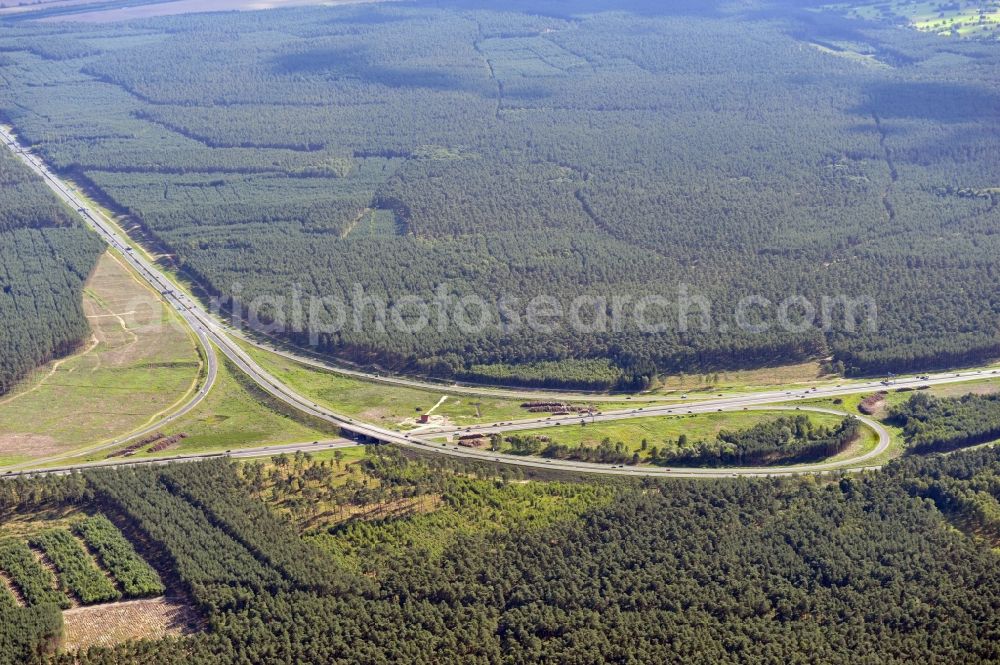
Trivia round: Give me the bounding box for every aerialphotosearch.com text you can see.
[209,283,878,343]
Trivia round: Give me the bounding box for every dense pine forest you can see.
[0,447,998,663]
[0,147,103,395]
[0,0,998,387]
[891,391,1000,453]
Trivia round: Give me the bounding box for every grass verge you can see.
[41,347,338,467]
[508,410,849,456]
[0,253,201,467]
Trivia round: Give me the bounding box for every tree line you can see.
[890,391,1000,454]
[0,147,103,396]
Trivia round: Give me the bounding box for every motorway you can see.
[424,369,1000,438]
[1,124,998,479]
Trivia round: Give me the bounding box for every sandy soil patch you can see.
[0,434,61,459]
[358,407,393,422]
[82,256,189,369]
[933,382,1000,399]
[63,597,200,651]
[658,361,827,391]
[401,413,455,430]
